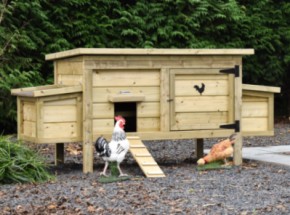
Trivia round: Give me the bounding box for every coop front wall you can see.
[82,55,242,140]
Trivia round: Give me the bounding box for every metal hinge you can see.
[220,65,240,77]
[220,120,240,132]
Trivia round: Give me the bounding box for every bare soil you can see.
[0,123,289,215]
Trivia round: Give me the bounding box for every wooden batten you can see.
[108,93,145,103]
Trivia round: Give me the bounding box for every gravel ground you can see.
[0,123,290,215]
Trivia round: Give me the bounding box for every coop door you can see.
[170,68,235,130]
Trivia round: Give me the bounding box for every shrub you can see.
[0,136,54,184]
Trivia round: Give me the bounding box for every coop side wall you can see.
[18,97,37,141]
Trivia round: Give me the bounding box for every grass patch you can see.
[0,135,55,184]
[197,161,233,171]
[98,162,130,183]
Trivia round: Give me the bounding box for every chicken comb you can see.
[115,115,125,121]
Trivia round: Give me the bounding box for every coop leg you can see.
[55,143,64,166]
[195,138,204,159]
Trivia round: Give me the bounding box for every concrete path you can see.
[242,145,290,167]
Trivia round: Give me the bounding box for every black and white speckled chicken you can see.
[95,115,130,177]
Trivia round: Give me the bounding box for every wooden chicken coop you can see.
[11,48,280,174]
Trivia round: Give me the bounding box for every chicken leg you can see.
[117,162,128,177]
[100,161,109,177]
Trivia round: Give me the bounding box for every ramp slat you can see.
[128,136,165,178]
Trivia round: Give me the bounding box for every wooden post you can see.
[55,143,64,165]
[234,65,243,165]
[83,69,93,173]
[195,138,204,159]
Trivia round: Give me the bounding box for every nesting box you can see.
[11,85,82,143]
[242,84,280,136]
[11,48,280,173]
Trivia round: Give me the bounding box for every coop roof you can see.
[45,48,255,61]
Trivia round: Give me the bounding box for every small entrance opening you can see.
[114,102,136,132]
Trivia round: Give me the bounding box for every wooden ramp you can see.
[128,136,165,178]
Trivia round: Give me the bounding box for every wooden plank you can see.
[160,68,170,132]
[175,79,228,96]
[242,130,274,137]
[172,112,228,130]
[76,94,83,142]
[242,118,268,132]
[23,121,36,137]
[33,85,82,97]
[268,94,274,133]
[233,65,242,166]
[17,98,22,137]
[11,85,55,94]
[23,102,36,121]
[93,103,114,118]
[171,68,222,75]
[93,119,114,134]
[242,97,268,102]
[242,101,268,117]
[45,48,254,60]
[137,118,160,132]
[93,87,160,103]
[137,102,160,118]
[43,105,77,122]
[35,100,43,143]
[175,96,228,112]
[57,74,83,85]
[83,56,242,70]
[93,70,160,87]
[44,98,77,106]
[228,74,235,124]
[83,69,93,173]
[175,74,228,80]
[56,61,83,75]
[42,122,78,138]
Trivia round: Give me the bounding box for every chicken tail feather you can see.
[95,136,111,157]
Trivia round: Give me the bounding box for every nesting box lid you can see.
[242,84,281,93]
[45,48,255,61]
[11,85,82,97]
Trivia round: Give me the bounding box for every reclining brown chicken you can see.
[197,134,237,166]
